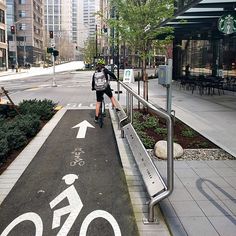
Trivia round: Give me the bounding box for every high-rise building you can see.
[77,0,104,60]
[0,0,7,71]
[44,0,76,61]
[6,0,44,67]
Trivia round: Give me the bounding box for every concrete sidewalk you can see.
[113,79,236,236]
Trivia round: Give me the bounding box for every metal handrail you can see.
[118,80,174,222]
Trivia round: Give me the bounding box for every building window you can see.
[0,29,6,43]
[0,9,5,24]
[18,10,26,18]
[19,0,26,4]
[19,23,26,30]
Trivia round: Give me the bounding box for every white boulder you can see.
[154,140,184,160]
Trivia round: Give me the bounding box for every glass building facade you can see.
[171,0,236,81]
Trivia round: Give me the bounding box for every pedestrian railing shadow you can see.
[196,178,236,225]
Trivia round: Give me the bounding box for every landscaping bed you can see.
[0,99,57,174]
[133,109,234,160]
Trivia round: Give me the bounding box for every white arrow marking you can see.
[72,120,95,139]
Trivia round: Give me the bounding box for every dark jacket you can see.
[92,67,117,90]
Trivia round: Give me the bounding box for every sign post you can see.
[158,59,173,114]
[123,69,134,83]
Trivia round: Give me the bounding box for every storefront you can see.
[164,0,236,80]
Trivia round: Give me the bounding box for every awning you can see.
[160,0,236,39]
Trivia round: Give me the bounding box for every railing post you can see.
[126,91,130,117]
[130,94,133,124]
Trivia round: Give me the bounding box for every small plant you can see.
[132,120,144,132]
[155,127,167,135]
[133,111,142,119]
[189,141,210,148]
[143,114,159,128]
[181,128,197,138]
[137,130,156,149]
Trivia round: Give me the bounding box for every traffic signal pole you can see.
[49,30,57,87]
[52,53,57,87]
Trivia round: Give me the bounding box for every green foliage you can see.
[0,99,56,162]
[133,111,157,149]
[189,141,209,148]
[133,111,142,119]
[137,130,156,149]
[155,127,167,135]
[81,38,96,64]
[5,128,28,150]
[0,131,9,161]
[13,115,41,137]
[181,128,197,138]
[143,114,159,128]
[108,0,174,58]
[0,105,16,118]
[18,99,56,120]
[132,111,144,131]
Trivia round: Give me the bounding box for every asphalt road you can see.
[0,71,95,106]
[0,109,138,235]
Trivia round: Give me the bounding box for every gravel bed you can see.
[147,149,235,161]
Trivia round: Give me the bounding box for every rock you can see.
[154,140,184,160]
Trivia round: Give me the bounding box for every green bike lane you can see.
[0,109,138,236]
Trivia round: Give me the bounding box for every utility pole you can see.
[95,24,98,59]
[23,32,26,66]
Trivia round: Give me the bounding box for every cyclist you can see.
[92,58,120,123]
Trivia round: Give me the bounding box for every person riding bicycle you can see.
[92,58,119,123]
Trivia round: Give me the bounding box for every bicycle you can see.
[98,96,105,128]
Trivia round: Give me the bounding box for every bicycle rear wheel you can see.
[98,100,104,128]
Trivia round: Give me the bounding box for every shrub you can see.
[0,130,9,161]
[14,114,41,137]
[18,99,57,120]
[0,138,9,161]
[5,128,28,150]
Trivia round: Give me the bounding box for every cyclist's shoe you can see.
[94,116,98,123]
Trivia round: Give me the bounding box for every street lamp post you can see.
[23,32,26,66]
[14,29,18,67]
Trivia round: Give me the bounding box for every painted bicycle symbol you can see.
[70,148,85,167]
[1,174,121,236]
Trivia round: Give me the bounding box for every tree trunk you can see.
[142,56,148,101]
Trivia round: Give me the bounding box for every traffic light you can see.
[10,25,15,34]
[53,50,59,57]
[47,47,54,53]
[49,30,53,38]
